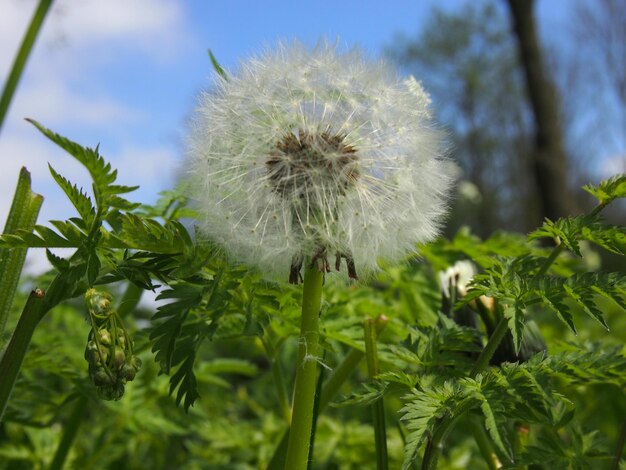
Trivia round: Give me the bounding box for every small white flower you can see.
[438,260,477,299]
[186,42,453,282]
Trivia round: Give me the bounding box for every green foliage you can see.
[584,174,626,205]
[1,123,625,469]
[530,215,626,256]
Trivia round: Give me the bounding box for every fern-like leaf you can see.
[583,174,626,205]
[48,165,95,226]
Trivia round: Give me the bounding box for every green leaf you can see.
[149,284,205,411]
[27,119,139,212]
[47,164,95,225]
[399,381,474,469]
[583,174,626,205]
[503,304,524,353]
[208,49,227,80]
[540,293,576,334]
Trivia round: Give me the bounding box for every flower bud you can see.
[113,347,126,368]
[98,329,112,346]
[121,363,137,381]
[93,368,113,387]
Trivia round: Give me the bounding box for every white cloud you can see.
[0,0,188,70]
[112,145,180,196]
[1,0,191,229]
[12,77,142,127]
[601,153,626,177]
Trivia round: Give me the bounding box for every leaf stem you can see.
[470,417,501,470]
[284,264,324,470]
[48,394,89,470]
[364,318,388,470]
[469,316,509,378]
[0,288,46,422]
[0,0,53,133]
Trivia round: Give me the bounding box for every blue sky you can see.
[0,0,605,272]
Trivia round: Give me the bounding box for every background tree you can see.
[387,2,540,236]
[506,0,575,221]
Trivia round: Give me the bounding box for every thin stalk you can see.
[320,314,388,408]
[48,394,89,470]
[0,167,43,342]
[421,317,508,470]
[268,315,389,469]
[0,0,54,133]
[364,318,388,470]
[470,418,501,470]
[262,335,291,423]
[0,288,45,422]
[611,416,626,470]
[469,317,509,378]
[284,264,324,470]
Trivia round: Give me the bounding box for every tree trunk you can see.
[506,0,574,221]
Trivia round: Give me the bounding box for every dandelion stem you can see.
[268,315,388,469]
[285,264,324,470]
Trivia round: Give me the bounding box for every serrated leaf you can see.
[45,249,69,272]
[28,120,116,204]
[503,304,525,354]
[540,293,576,334]
[583,174,626,204]
[562,284,609,330]
[48,164,95,225]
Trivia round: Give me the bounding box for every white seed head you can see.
[186,41,454,281]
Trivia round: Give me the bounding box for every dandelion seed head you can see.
[186,41,454,281]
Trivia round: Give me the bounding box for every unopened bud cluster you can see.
[84,289,142,400]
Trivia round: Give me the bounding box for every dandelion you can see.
[187,42,453,283]
[438,259,477,299]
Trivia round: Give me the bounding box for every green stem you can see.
[267,315,388,470]
[421,318,508,470]
[319,315,388,408]
[364,318,388,470]
[421,402,474,470]
[48,394,89,470]
[0,288,46,422]
[611,416,626,470]
[0,167,43,343]
[262,335,291,423]
[469,317,509,378]
[470,418,501,470]
[0,0,54,133]
[284,264,324,470]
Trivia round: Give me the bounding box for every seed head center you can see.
[266,130,359,199]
